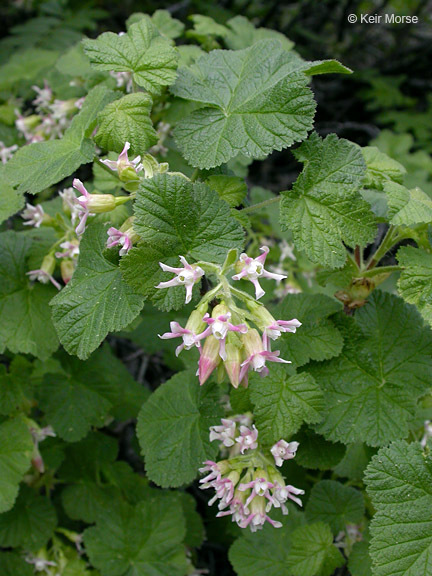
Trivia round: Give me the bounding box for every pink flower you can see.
[232,246,286,299]
[26,269,61,291]
[235,425,258,454]
[199,461,223,485]
[159,320,207,356]
[0,141,18,164]
[32,81,52,110]
[238,478,275,509]
[156,256,204,304]
[239,329,290,381]
[202,311,247,361]
[100,142,143,174]
[55,241,79,260]
[73,179,93,235]
[263,318,302,350]
[209,419,237,447]
[107,227,133,256]
[271,483,304,510]
[270,439,299,467]
[21,203,45,228]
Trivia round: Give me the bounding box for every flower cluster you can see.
[200,417,303,532]
[15,81,84,144]
[158,249,301,387]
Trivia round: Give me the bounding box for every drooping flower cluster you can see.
[200,417,304,532]
[158,249,301,387]
[15,81,84,144]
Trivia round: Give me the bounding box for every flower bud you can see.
[224,341,242,388]
[212,302,230,318]
[60,259,75,284]
[198,335,221,386]
[246,301,276,330]
[40,253,56,277]
[86,193,117,213]
[242,329,264,357]
[118,165,140,183]
[185,309,207,336]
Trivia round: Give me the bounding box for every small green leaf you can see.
[306,480,365,534]
[0,552,33,576]
[385,181,432,225]
[0,168,24,224]
[397,246,432,326]
[249,367,324,445]
[224,15,294,51]
[312,292,432,446]
[0,231,59,359]
[287,522,345,576]
[0,418,33,513]
[95,93,157,155]
[83,18,178,95]
[51,223,144,360]
[137,370,223,487]
[205,174,248,207]
[333,443,376,481]
[280,133,376,268]
[0,356,33,416]
[172,40,316,169]
[362,146,406,190]
[84,496,187,576]
[0,486,57,549]
[365,441,432,576]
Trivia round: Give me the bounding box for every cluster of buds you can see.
[158,248,301,387]
[15,82,84,144]
[200,417,303,532]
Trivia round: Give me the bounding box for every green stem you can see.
[240,195,280,214]
[360,265,401,278]
[366,226,401,269]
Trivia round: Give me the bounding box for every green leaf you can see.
[311,292,432,446]
[0,231,59,359]
[273,293,344,367]
[295,428,346,471]
[0,356,33,416]
[84,496,187,576]
[0,552,33,576]
[249,367,324,445]
[83,18,178,95]
[51,223,144,360]
[0,417,33,513]
[95,93,157,156]
[0,168,24,224]
[188,14,229,39]
[362,146,406,190]
[0,486,57,549]
[205,174,248,207]
[172,40,316,169]
[120,173,244,309]
[151,10,185,40]
[349,536,373,576]
[0,49,59,91]
[280,133,376,268]
[287,522,345,576]
[306,480,365,534]
[229,507,305,576]
[365,441,432,576]
[397,246,432,326]
[224,15,294,51]
[137,370,223,487]
[385,181,432,225]
[4,86,117,195]
[38,373,111,443]
[178,492,205,548]
[333,443,376,481]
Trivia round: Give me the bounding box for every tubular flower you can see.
[270,439,299,467]
[159,309,208,357]
[209,419,237,447]
[239,329,290,381]
[21,203,45,228]
[55,241,79,260]
[156,256,204,305]
[235,424,259,454]
[72,179,116,236]
[26,254,61,290]
[232,246,287,299]
[100,141,143,181]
